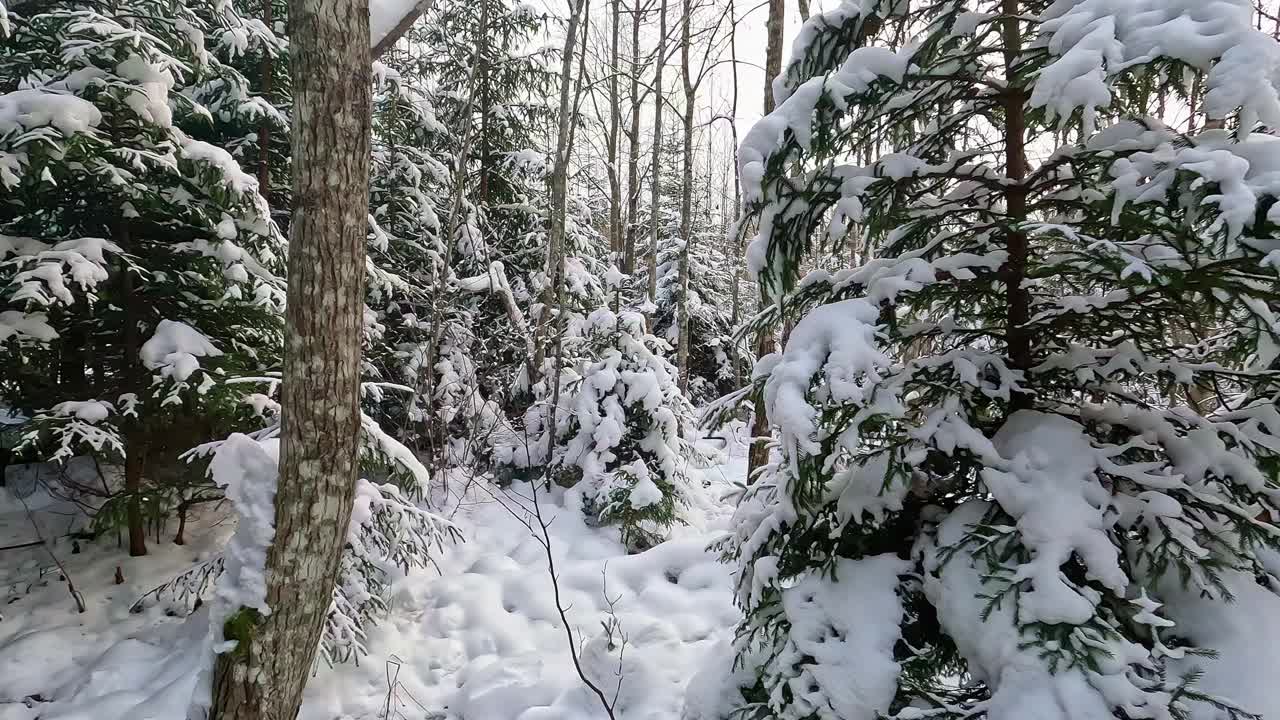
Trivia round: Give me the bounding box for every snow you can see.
[49,400,113,424]
[0,89,102,136]
[140,320,224,382]
[1033,0,1280,132]
[767,554,908,720]
[921,501,1159,720]
[983,411,1127,625]
[763,298,887,463]
[1156,558,1280,718]
[369,0,421,49]
[191,434,279,716]
[0,435,746,720]
[299,475,736,719]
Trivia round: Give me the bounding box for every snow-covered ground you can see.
[0,427,750,720]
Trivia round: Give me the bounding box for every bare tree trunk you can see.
[608,0,623,264]
[763,0,784,113]
[727,0,742,339]
[623,0,644,274]
[534,0,589,374]
[747,0,785,479]
[208,0,372,716]
[797,0,809,20]
[676,0,694,393]
[544,0,591,471]
[117,219,147,557]
[646,0,668,319]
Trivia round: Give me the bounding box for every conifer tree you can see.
[722,1,1280,717]
[0,0,286,556]
[497,308,707,550]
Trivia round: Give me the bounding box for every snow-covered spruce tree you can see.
[0,0,285,556]
[640,130,750,403]
[497,308,707,549]
[400,0,563,407]
[362,64,467,464]
[719,1,1280,718]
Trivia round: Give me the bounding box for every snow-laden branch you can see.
[370,0,434,58]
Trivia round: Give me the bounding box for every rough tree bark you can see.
[676,0,693,393]
[747,0,785,480]
[646,0,668,319]
[207,0,371,716]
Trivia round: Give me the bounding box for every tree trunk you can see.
[727,0,742,339]
[608,0,623,264]
[258,0,273,204]
[623,0,643,274]
[208,0,372,716]
[797,0,809,20]
[747,0,786,480]
[117,220,148,557]
[763,0,784,114]
[676,0,693,393]
[533,0,588,375]
[999,0,1031,410]
[124,433,148,557]
[646,0,668,319]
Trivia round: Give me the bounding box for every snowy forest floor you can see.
[0,427,749,720]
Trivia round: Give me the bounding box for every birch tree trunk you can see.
[208,0,371,716]
[646,0,668,317]
[676,0,693,393]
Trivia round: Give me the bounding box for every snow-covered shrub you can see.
[498,309,706,549]
[719,1,1280,718]
[141,384,457,666]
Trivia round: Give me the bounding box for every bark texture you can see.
[208,0,371,716]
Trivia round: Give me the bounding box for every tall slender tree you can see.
[745,0,785,478]
[208,0,371,715]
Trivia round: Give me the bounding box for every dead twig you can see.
[18,495,85,613]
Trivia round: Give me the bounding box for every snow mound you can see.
[301,469,740,720]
